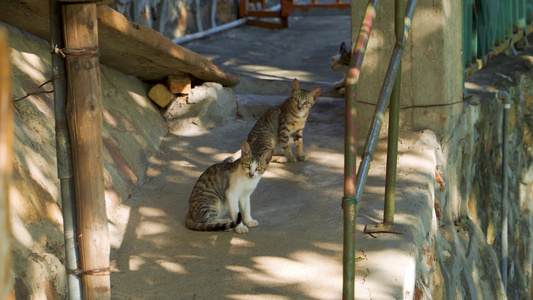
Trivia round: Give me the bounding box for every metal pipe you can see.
[465,88,511,291]
[211,0,217,29]
[195,0,204,33]
[49,1,82,299]
[354,0,417,205]
[343,0,378,298]
[383,0,404,225]
[173,18,248,44]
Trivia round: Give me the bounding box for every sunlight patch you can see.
[156,260,187,274]
[196,146,217,154]
[12,50,47,82]
[243,252,342,299]
[230,237,255,247]
[129,255,145,271]
[127,91,150,108]
[103,109,118,127]
[11,211,34,248]
[227,294,290,300]
[137,221,170,236]
[139,206,166,217]
[312,242,342,252]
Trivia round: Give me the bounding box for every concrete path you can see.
[110,16,437,299]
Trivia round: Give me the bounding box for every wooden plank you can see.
[0,27,15,300]
[0,0,240,87]
[62,4,110,299]
[96,6,240,86]
[59,0,115,5]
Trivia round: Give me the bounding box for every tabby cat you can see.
[186,141,273,233]
[330,41,351,95]
[247,78,321,163]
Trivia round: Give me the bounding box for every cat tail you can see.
[223,156,235,163]
[186,212,243,231]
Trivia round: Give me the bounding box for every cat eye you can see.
[244,163,250,168]
[256,166,263,171]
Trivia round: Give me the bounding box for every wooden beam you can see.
[0,27,15,300]
[96,6,241,86]
[59,0,115,5]
[0,1,240,86]
[62,3,110,299]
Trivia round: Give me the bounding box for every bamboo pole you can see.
[343,1,378,298]
[0,27,15,300]
[62,3,110,299]
[383,0,404,226]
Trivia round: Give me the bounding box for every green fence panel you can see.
[464,0,533,74]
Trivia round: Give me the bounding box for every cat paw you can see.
[245,219,259,227]
[272,156,288,164]
[235,224,249,233]
[286,156,297,163]
[338,87,345,95]
[297,154,310,161]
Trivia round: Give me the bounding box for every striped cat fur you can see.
[247,78,321,163]
[186,141,273,233]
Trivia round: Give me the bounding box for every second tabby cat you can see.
[330,41,351,95]
[247,78,321,163]
[186,141,273,233]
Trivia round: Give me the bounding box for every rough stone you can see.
[6,22,168,298]
[164,82,237,133]
[148,83,174,108]
[166,75,192,94]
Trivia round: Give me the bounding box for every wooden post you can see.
[0,27,15,300]
[62,3,110,299]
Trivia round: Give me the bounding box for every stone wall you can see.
[429,51,533,299]
[6,23,168,298]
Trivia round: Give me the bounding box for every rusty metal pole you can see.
[62,3,110,299]
[343,1,378,298]
[0,27,15,300]
[50,1,82,298]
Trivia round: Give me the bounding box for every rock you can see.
[166,75,191,94]
[148,84,174,108]
[164,82,237,133]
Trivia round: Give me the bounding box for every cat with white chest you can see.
[186,141,273,233]
[330,41,351,95]
[247,78,321,163]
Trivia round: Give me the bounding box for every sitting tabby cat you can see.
[330,41,351,95]
[247,78,321,163]
[186,141,273,233]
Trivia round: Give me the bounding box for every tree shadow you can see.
[109,92,434,299]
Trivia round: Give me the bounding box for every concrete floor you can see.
[110,15,437,299]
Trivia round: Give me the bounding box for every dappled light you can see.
[127,90,153,109]
[107,87,440,299]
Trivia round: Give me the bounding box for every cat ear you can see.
[340,42,348,55]
[310,87,322,101]
[262,148,274,164]
[241,141,251,157]
[291,78,301,93]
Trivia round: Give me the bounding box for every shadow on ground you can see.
[109,94,431,299]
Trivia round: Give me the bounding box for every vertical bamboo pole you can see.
[383,0,404,226]
[343,1,378,299]
[62,4,110,299]
[0,27,15,300]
